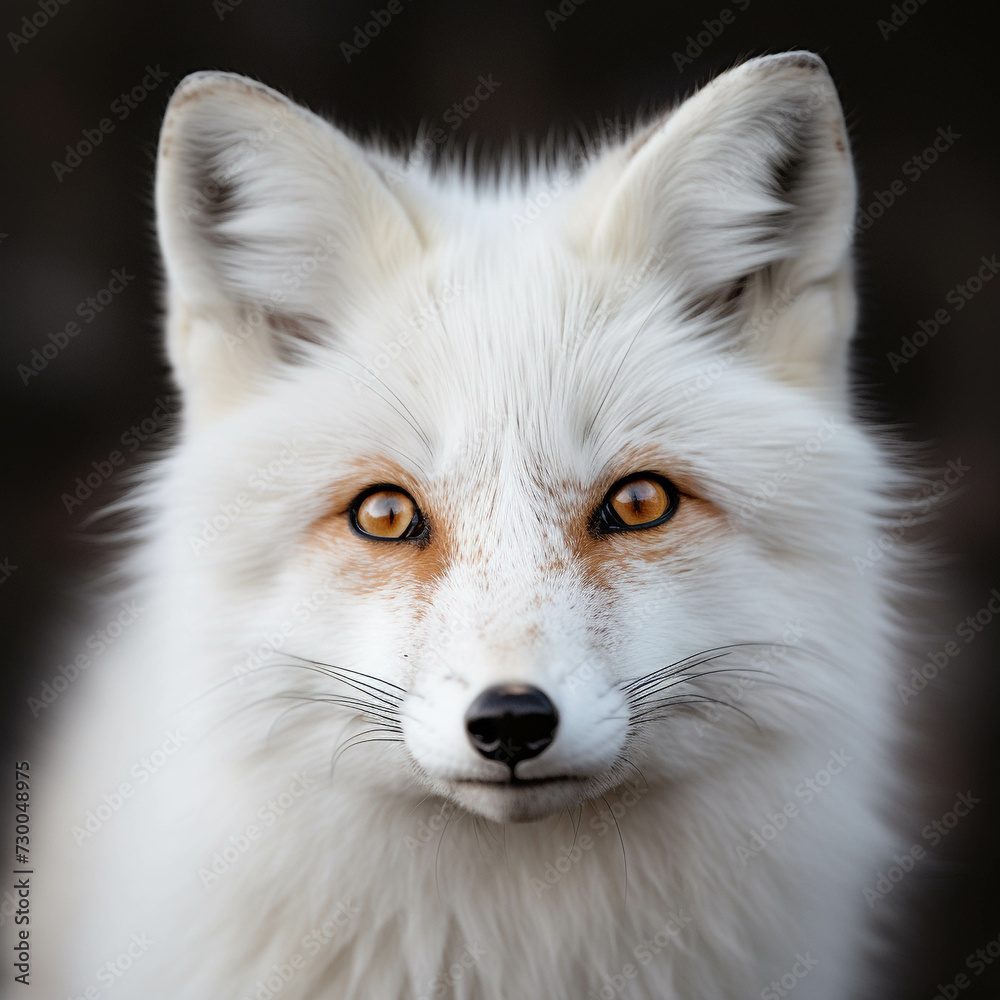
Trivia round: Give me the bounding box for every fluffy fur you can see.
[29,52,908,999]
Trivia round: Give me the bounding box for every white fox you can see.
[27,52,909,999]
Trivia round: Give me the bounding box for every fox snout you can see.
[464,683,560,773]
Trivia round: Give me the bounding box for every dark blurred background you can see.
[1,1,997,996]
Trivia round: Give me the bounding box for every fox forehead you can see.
[296,241,717,463]
[275,256,819,494]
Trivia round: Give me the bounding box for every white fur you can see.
[28,53,909,999]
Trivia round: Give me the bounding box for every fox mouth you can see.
[443,772,604,823]
[452,774,586,788]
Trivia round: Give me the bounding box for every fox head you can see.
[153,53,893,825]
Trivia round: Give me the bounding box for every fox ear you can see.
[155,72,423,423]
[577,52,857,390]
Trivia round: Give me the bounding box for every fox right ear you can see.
[571,52,858,393]
[156,72,424,424]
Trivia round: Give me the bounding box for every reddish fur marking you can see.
[304,452,726,600]
[305,457,452,596]
[569,449,730,590]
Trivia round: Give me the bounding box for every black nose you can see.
[465,684,559,771]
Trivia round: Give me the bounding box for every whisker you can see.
[254,690,403,737]
[472,816,486,859]
[628,665,777,704]
[543,808,566,839]
[321,358,434,460]
[637,665,849,721]
[625,653,743,700]
[330,728,405,775]
[632,691,735,717]
[600,792,628,904]
[403,792,437,824]
[569,803,583,855]
[621,757,650,792]
[264,696,325,745]
[632,695,762,732]
[622,642,786,694]
[435,802,458,904]
[275,660,403,707]
[201,683,403,745]
[283,653,407,693]
[480,818,503,850]
[286,694,403,728]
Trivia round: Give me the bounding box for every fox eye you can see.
[350,486,427,541]
[593,473,679,534]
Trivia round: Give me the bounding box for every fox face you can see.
[156,53,893,827]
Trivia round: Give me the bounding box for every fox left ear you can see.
[575,52,857,391]
[155,72,424,425]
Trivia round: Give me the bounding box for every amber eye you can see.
[350,486,426,541]
[593,473,679,534]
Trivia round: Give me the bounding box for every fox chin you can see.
[27,51,915,1000]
